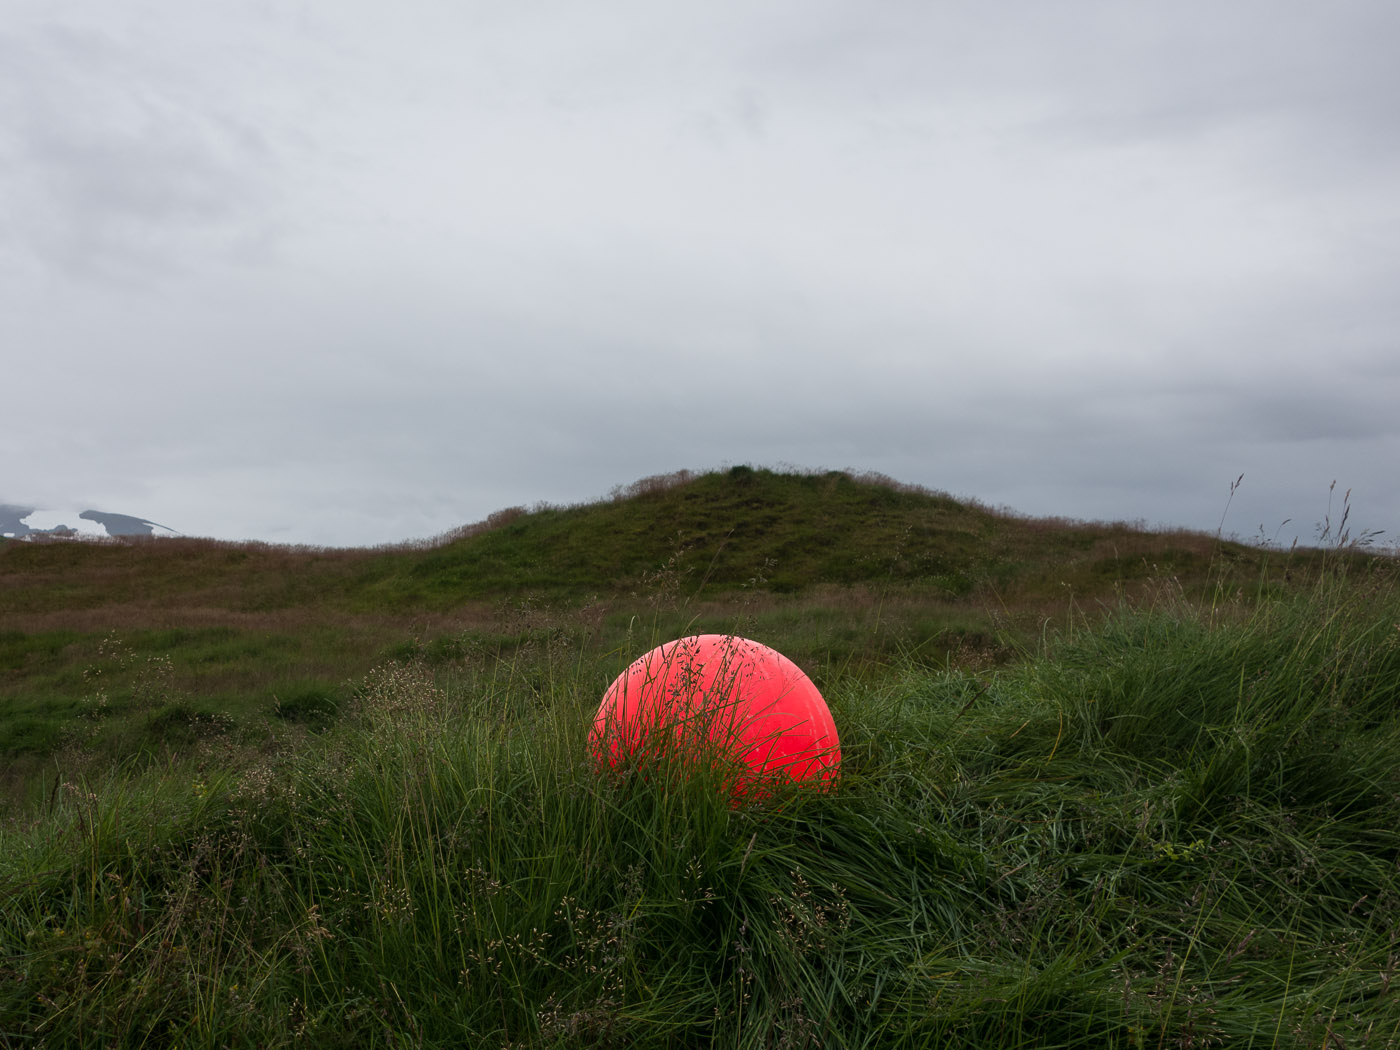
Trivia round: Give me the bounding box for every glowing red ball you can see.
[591,635,840,797]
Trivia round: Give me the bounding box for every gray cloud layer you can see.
[5,1,1398,547]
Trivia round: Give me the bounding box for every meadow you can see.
[2,468,1398,1047]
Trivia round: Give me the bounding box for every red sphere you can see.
[591,635,840,797]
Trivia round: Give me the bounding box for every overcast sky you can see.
[5,1,1398,548]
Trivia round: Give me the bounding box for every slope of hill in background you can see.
[364,466,1198,605]
[0,466,1284,617]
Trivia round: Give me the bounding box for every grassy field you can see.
[1,467,1362,803]
[2,468,1398,1046]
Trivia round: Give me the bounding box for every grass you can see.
[4,568,1400,1045]
[2,468,1399,1046]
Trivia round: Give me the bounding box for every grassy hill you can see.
[0,467,1387,789]
[3,468,1399,1047]
[0,466,1262,614]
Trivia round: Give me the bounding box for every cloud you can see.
[3,1,1398,547]
[0,16,289,282]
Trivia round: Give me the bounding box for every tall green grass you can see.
[4,578,1399,1047]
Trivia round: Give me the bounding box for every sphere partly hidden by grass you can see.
[590,634,841,800]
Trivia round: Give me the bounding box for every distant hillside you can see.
[356,467,1238,608]
[0,466,1380,620]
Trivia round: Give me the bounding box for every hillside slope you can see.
[0,467,1276,617]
